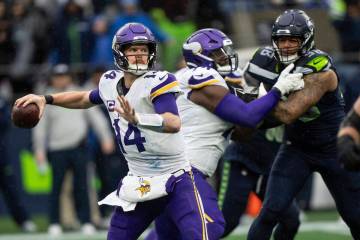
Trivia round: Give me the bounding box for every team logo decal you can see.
[136,178,151,197]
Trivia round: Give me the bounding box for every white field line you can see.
[0,221,351,240]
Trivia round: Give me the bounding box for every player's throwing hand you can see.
[14,94,46,119]
[115,95,138,125]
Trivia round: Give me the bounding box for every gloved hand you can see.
[273,63,304,97]
[337,135,360,171]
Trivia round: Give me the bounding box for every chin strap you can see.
[278,53,299,64]
[126,63,149,75]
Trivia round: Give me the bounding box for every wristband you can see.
[44,95,54,104]
[135,113,164,132]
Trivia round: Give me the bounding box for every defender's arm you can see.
[272,70,338,124]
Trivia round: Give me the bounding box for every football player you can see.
[15,23,208,240]
[244,9,360,240]
[337,96,360,171]
[146,28,304,240]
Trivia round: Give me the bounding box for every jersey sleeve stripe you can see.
[189,79,220,89]
[248,63,278,80]
[150,81,179,100]
[189,75,214,85]
[150,74,176,95]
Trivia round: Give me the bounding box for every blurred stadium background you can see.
[0,0,359,239]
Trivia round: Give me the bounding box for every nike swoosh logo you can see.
[313,58,323,64]
[159,74,167,81]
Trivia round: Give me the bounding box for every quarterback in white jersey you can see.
[15,23,208,240]
[99,69,188,176]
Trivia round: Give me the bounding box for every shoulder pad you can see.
[250,46,276,67]
[188,67,225,89]
[192,67,219,77]
[100,70,122,81]
[295,49,332,74]
[148,71,180,101]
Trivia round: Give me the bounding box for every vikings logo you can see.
[135,178,151,197]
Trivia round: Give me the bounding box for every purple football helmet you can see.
[112,22,157,75]
[182,28,238,75]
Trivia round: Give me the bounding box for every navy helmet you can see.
[272,9,315,64]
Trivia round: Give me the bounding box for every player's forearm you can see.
[272,72,335,124]
[214,90,281,128]
[271,99,301,124]
[161,112,181,133]
[152,93,180,133]
[49,91,94,109]
[272,83,315,124]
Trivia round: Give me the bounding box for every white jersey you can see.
[99,70,189,176]
[176,67,233,177]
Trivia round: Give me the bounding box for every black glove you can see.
[337,135,360,171]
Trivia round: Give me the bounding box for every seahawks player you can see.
[218,72,300,239]
[15,23,209,240]
[338,97,360,171]
[245,10,360,240]
[146,28,304,240]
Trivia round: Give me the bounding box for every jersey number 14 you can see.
[113,119,146,153]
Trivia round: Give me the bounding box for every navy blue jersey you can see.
[245,47,345,153]
[224,128,282,174]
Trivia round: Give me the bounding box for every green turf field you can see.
[0,210,351,240]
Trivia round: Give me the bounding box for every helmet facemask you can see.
[272,36,302,65]
[113,41,156,75]
[210,44,238,76]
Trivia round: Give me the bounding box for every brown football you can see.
[11,103,40,128]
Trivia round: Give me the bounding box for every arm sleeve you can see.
[152,93,179,115]
[214,89,281,128]
[149,73,181,101]
[89,89,103,104]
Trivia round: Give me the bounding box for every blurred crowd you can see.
[0,0,359,98]
[1,0,360,236]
